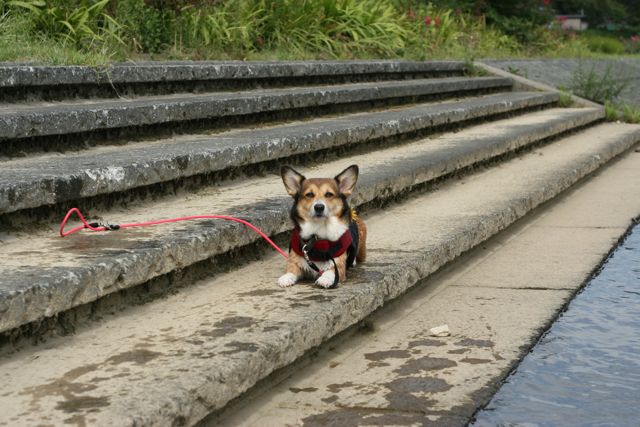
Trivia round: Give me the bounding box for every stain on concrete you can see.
[367,361,391,368]
[55,395,110,413]
[460,357,492,364]
[408,339,446,348]
[385,377,452,394]
[19,362,107,419]
[326,382,356,393]
[289,302,310,308]
[199,316,256,337]
[302,294,335,302]
[105,349,162,365]
[321,395,339,403]
[386,388,438,413]
[301,408,442,426]
[393,356,457,375]
[289,387,318,393]
[237,289,280,297]
[88,372,129,383]
[220,341,259,354]
[364,349,410,361]
[455,338,493,348]
[447,348,470,354]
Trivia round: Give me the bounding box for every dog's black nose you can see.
[314,204,325,213]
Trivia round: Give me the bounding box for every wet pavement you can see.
[472,221,640,427]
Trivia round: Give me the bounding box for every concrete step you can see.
[214,147,640,427]
[0,76,511,144]
[0,107,605,334]
[0,61,466,102]
[0,91,562,215]
[0,122,637,426]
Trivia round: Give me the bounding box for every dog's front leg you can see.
[278,252,304,288]
[315,255,347,288]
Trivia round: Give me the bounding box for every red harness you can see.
[290,227,353,261]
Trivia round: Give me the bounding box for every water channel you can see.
[471,221,640,427]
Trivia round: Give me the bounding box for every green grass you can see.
[581,31,626,55]
[0,0,630,65]
[569,61,630,104]
[557,90,575,108]
[604,101,640,124]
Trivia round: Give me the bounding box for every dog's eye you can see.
[305,192,314,198]
[325,191,334,198]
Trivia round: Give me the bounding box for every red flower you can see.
[543,0,551,5]
[424,15,432,26]
[435,16,441,26]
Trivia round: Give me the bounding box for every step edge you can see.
[0,61,467,87]
[0,77,512,140]
[0,109,609,334]
[0,91,561,214]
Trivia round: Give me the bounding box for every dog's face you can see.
[281,165,359,228]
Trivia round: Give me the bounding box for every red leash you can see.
[59,207,289,259]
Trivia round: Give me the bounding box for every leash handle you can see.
[59,208,289,259]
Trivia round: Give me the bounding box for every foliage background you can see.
[0,0,637,64]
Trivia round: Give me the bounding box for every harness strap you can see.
[290,217,359,289]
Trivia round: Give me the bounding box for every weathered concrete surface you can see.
[0,108,605,333]
[214,149,640,427]
[0,76,511,140]
[477,62,602,109]
[485,58,640,107]
[0,126,638,427]
[0,91,563,213]
[0,60,465,87]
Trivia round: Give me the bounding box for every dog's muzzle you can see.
[313,201,326,217]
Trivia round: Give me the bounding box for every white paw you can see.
[315,271,336,288]
[278,273,298,288]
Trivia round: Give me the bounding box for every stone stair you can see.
[0,60,638,426]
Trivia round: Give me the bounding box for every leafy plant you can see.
[558,90,574,108]
[583,32,625,54]
[604,101,640,124]
[175,0,411,58]
[570,61,630,104]
[622,104,640,124]
[116,0,173,53]
[604,101,619,121]
[8,0,122,47]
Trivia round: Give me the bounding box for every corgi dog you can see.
[278,164,367,288]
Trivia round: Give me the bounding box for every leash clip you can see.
[301,235,323,275]
[89,221,121,231]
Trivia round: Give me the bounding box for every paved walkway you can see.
[486,58,640,107]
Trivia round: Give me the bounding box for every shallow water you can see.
[471,222,640,427]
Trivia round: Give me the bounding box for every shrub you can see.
[583,32,625,54]
[570,61,630,104]
[116,0,173,53]
[604,101,640,124]
[176,0,411,58]
[558,90,574,108]
[622,104,640,124]
[8,0,122,48]
[623,35,640,54]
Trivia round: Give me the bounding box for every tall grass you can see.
[176,0,411,59]
[0,0,591,64]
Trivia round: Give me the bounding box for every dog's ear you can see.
[281,166,306,197]
[334,164,359,196]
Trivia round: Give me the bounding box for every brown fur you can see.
[278,164,367,288]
